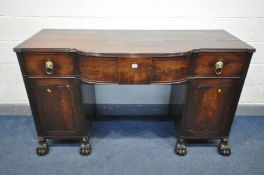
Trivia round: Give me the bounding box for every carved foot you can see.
[80,137,91,156]
[175,139,187,156]
[218,138,231,156]
[36,137,49,156]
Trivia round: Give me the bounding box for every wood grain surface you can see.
[14,30,255,55]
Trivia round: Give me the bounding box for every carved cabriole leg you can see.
[80,137,91,156]
[36,137,49,156]
[218,137,231,156]
[175,138,187,156]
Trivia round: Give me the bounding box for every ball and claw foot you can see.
[80,137,91,156]
[218,139,231,156]
[175,140,187,156]
[36,143,49,156]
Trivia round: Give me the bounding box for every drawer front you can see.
[80,56,118,83]
[152,56,190,82]
[24,54,74,76]
[118,58,152,84]
[193,53,246,77]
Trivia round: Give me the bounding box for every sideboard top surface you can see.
[14,29,255,54]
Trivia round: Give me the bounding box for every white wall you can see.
[0,0,264,104]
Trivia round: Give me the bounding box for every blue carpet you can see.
[0,115,263,175]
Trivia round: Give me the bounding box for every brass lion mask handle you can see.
[45,60,54,75]
[215,60,224,75]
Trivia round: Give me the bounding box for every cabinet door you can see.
[31,79,82,137]
[182,79,238,138]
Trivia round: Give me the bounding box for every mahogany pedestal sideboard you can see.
[14,30,255,156]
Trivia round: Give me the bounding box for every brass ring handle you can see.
[45,61,54,75]
[215,60,224,75]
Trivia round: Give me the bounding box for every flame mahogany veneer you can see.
[14,29,255,156]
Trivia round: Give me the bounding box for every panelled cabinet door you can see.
[182,79,239,138]
[30,79,82,137]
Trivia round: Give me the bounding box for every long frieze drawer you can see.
[24,54,74,76]
[193,53,246,77]
[80,56,118,83]
[118,58,152,84]
[152,56,190,83]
